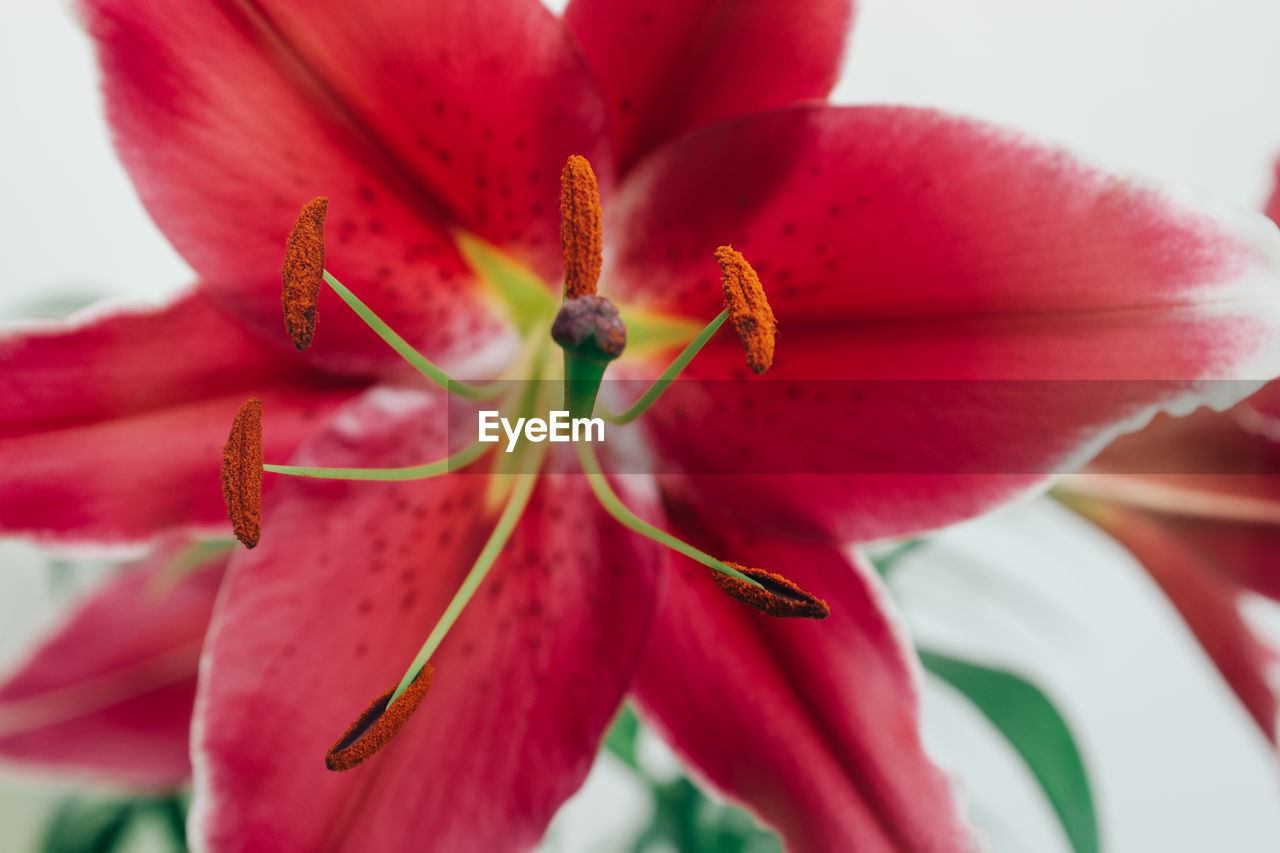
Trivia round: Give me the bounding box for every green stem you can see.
[603,310,727,424]
[263,440,491,481]
[574,441,760,589]
[323,271,505,401]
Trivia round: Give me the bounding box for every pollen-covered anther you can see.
[715,245,776,374]
[713,562,829,619]
[560,155,603,299]
[221,399,263,549]
[282,196,328,350]
[325,665,434,771]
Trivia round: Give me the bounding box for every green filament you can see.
[604,310,727,424]
[264,440,491,481]
[574,440,760,589]
[323,271,505,401]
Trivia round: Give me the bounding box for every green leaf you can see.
[41,799,135,853]
[919,649,1099,853]
[640,778,780,853]
[603,703,641,770]
[7,291,109,320]
[602,705,780,853]
[869,539,926,578]
[145,794,190,852]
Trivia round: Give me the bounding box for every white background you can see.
[3,0,1280,850]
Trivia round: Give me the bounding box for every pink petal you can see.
[565,0,854,173]
[1238,379,1280,421]
[604,105,1280,541]
[1085,403,1280,601]
[0,538,226,788]
[192,389,664,851]
[1078,502,1279,744]
[1166,518,1280,603]
[1265,156,1280,226]
[643,337,1148,542]
[2,291,314,431]
[0,291,357,543]
[633,509,974,851]
[1073,374,1280,742]
[82,0,606,375]
[606,104,1280,343]
[1089,389,1280,480]
[612,105,1280,370]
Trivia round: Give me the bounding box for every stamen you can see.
[715,246,776,374]
[221,399,263,548]
[319,271,504,401]
[575,441,827,617]
[604,247,776,424]
[325,664,433,771]
[276,201,503,399]
[560,155,603,298]
[282,197,327,350]
[385,447,544,707]
[712,562,829,619]
[263,439,492,481]
[604,309,727,424]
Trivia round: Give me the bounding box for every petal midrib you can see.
[220,0,464,235]
[0,640,202,738]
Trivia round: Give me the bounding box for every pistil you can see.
[551,294,626,419]
[551,156,622,420]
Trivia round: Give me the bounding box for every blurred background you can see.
[3,0,1280,850]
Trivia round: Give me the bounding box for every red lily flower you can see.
[6,0,1280,850]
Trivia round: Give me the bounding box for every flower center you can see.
[218,156,825,771]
